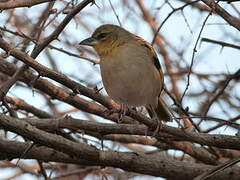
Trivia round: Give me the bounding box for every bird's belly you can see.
[100,59,161,106]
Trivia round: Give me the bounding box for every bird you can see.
[79,24,171,122]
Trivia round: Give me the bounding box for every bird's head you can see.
[79,24,131,56]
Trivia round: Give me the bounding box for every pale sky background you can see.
[0,0,240,179]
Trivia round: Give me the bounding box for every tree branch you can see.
[0,0,55,10]
[1,113,240,179]
[201,0,240,30]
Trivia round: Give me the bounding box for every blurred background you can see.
[0,0,239,179]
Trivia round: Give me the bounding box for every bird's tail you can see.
[147,98,172,122]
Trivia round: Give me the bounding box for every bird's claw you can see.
[104,104,128,123]
[118,104,128,123]
[151,119,162,137]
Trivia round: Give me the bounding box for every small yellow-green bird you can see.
[80,24,171,122]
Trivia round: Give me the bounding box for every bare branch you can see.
[0,0,55,10]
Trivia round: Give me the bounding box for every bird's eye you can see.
[97,33,108,40]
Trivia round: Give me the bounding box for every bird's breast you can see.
[99,45,162,106]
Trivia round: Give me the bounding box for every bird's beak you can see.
[79,37,98,46]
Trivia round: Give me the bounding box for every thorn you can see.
[95,86,103,94]
[91,0,100,9]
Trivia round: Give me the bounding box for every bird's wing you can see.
[133,35,164,90]
[133,34,162,72]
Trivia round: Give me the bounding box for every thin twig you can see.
[180,10,213,103]
[201,37,240,50]
[108,0,122,26]
[151,0,199,45]
[194,158,240,180]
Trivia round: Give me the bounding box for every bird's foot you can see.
[104,104,128,123]
[105,108,118,115]
[118,104,128,123]
[151,119,162,137]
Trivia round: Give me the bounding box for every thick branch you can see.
[0,39,114,109]
[1,113,240,179]
[3,114,240,151]
[0,0,55,10]
[201,0,240,30]
[0,59,133,124]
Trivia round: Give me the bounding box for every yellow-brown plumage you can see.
[80,24,171,121]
